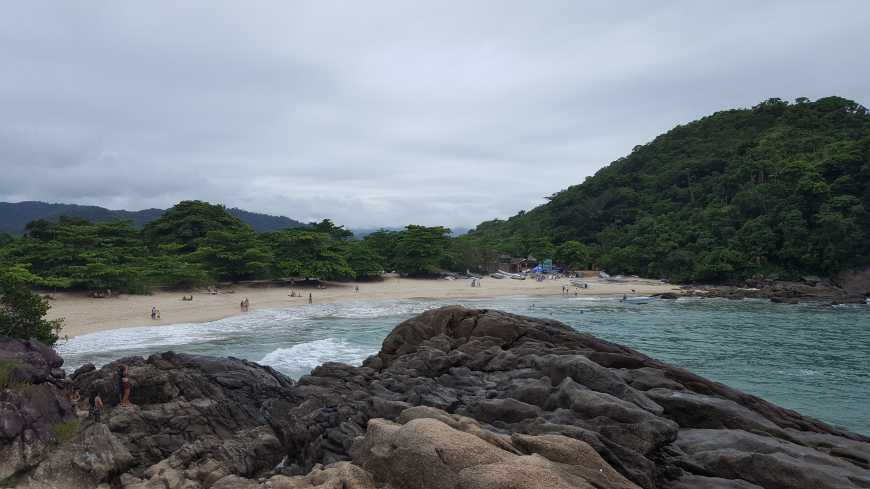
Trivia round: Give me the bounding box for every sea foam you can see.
[258,338,374,379]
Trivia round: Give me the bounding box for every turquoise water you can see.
[56,296,870,435]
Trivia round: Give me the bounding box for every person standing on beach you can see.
[308,292,313,304]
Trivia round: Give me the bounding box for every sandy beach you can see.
[46,275,679,338]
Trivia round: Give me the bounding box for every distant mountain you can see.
[0,201,304,235]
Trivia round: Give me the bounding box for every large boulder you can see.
[351,408,640,489]
[14,423,132,489]
[0,337,74,482]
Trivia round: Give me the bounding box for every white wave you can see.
[258,338,375,378]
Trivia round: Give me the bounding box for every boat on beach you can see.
[497,269,526,280]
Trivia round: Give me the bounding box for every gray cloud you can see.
[1,1,868,227]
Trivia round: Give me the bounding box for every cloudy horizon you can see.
[2,1,869,228]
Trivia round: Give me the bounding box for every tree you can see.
[346,241,384,279]
[143,201,248,253]
[0,266,63,345]
[138,255,209,289]
[264,229,353,279]
[393,226,451,275]
[555,241,592,270]
[310,219,354,240]
[192,228,273,281]
[362,230,400,271]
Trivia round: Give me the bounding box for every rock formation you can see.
[2,306,869,488]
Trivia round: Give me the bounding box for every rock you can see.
[510,433,640,489]
[0,338,74,481]
[664,475,764,489]
[770,297,799,304]
[671,428,870,488]
[70,351,294,472]
[5,305,870,488]
[15,423,133,489]
[352,409,639,489]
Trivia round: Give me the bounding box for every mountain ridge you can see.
[0,200,304,234]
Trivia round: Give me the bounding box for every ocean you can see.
[56,296,870,435]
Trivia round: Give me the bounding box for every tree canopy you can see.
[465,97,870,281]
[0,265,63,345]
[0,203,461,292]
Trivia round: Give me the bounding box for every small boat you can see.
[491,273,506,279]
[497,270,526,280]
[620,296,655,304]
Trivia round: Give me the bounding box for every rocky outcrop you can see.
[0,338,74,484]
[2,306,869,488]
[683,276,869,304]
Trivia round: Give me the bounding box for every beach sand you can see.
[46,276,679,338]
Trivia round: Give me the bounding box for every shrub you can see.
[51,419,80,444]
[0,360,16,389]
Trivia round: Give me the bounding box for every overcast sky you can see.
[1,1,869,228]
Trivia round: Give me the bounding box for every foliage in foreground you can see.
[0,265,64,345]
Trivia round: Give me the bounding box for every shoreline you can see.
[46,276,679,338]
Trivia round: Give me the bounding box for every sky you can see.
[1,1,869,228]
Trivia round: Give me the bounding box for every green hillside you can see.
[466,97,870,281]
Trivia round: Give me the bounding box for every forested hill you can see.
[0,201,304,234]
[466,97,870,282]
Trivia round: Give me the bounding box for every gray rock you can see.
[5,306,870,488]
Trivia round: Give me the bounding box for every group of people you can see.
[561,285,580,296]
[470,278,482,287]
[150,306,161,320]
[240,297,250,312]
[289,290,314,303]
[181,294,194,301]
[83,364,133,424]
